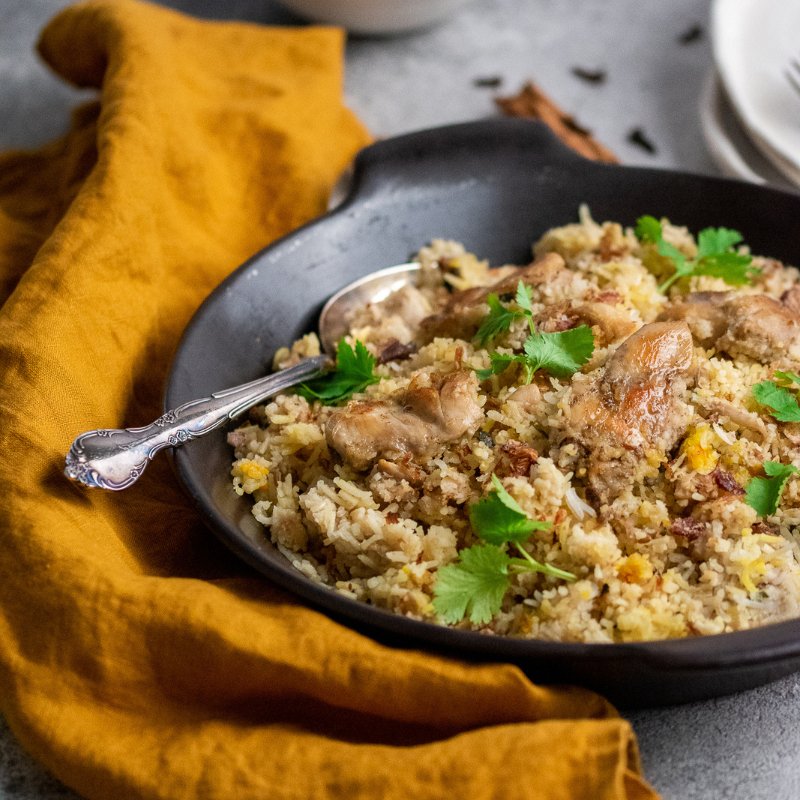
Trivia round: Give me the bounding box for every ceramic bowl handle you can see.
[347,118,586,202]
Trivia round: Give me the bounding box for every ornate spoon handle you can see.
[64,355,329,491]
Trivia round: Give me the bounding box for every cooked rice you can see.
[228,208,800,643]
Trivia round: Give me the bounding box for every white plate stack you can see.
[701,0,800,190]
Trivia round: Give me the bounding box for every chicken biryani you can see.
[228,208,800,643]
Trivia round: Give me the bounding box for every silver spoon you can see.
[64,262,421,490]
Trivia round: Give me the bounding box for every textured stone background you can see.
[2,2,799,799]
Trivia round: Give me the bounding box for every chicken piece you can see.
[657,292,730,348]
[717,294,800,365]
[602,321,694,405]
[349,284,434,346]
[383,284,433,328]
[567,321,694,504]
[326,370,483,470]
[702,398,767,439]
[374,458,425,487]
[537,298,638,347]
[659,291,800,366]
[417,253,575,343]
[506,383,542,414]
[782,286,800,316]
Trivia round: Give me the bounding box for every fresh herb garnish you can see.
[752,379,800,423]
[296,339,379,405]
[431,544,513,626]
[475,294,526,346]
[515,280,535,315]
[774,370,800,386]
[475,280,594,382]
[476,326,595,382]
[433,475,575,625]
[521,327,596,378]
[745,461,799,517]
[468,474,551,544]
[635,215,759,293]
[474,282,534,346]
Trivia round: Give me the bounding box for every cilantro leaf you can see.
[515,281,535,315]
[475,352,523,381]
[689,252,755,286]
[752,380,800,423]
[474,281,536,347]
[696,227,743,257]
[296,340,379,405]
[475,293,525,346]
[657,238,689,271]
[432,475,574,625]
[508,549,579,582]
[469,474,551,545]
[475,277,594,384]
[774,371,800,386]
[635,215,662,244]
[432,544,511,624]
[635,215,759,293]
[745,461,799,517]
[522,325,595,378]
[478,326,594,383]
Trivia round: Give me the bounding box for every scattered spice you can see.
[752,520,780,536]
[627,127,657,154]
[473,75,503,88]
[535,306,579,333]
[499,440,539,477]
[678,24,703,45]
[670,517,708,541]
[570,66,607,85]
[376,339,417,365]
[476,430,495,448]
[598,229,626,261]
[591,289,623,304]
[496,81,618,163]
[712,467,744,496]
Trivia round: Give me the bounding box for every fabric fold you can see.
[0,1,657,798]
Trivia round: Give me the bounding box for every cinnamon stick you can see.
[496,81,618,163]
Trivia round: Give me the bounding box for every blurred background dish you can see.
[698,69,795,188]
[711,0,800,187]
[274,0,474,34]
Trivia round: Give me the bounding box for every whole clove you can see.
[473,75,503,88]
[627,127,657,155]
[678,24,703,45]
[570,66,607,85]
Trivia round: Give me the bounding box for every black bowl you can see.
[166,119,800,708]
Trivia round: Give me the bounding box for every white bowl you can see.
[276,0,472,35]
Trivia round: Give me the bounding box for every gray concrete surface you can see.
[2,1,799,798]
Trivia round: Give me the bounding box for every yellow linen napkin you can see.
[0,2,658,798]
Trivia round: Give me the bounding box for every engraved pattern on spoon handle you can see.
[64,355,329,491]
